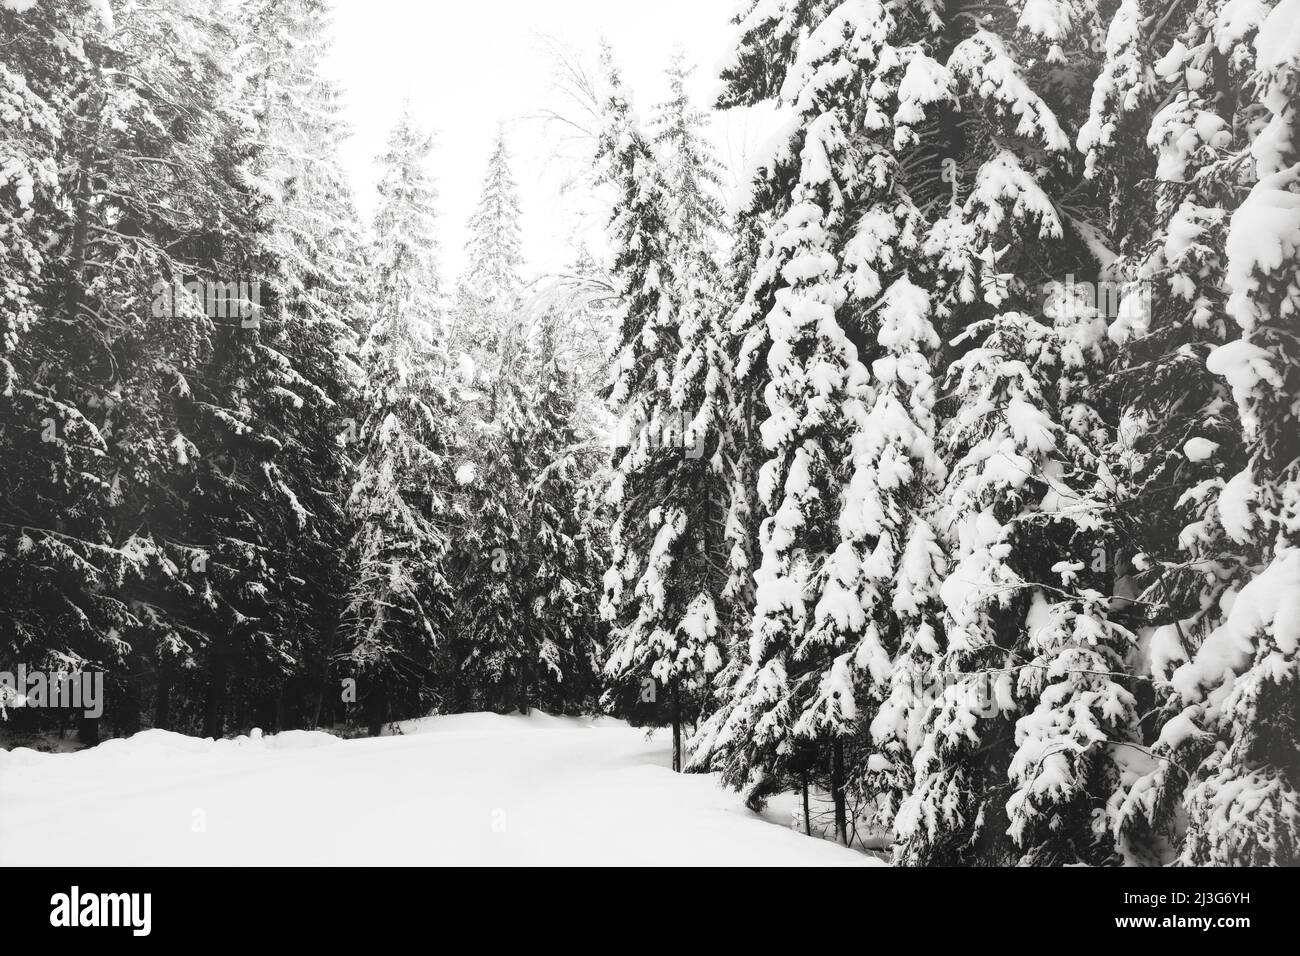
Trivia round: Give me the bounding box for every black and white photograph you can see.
[0,0,1297,911]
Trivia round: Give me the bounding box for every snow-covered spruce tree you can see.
[650,49,736,745]
[462,128,525,309]
[0,0,332,739]
[597,49,728,772]
[516,321,609,713]
[341,111,460,735]
[0,0,135,738]
[683,2,947,839]
[450,309,609,715]
[447,418,519,713]
[691,0,1146,856]
[890,311,1049,862]
[1078,0,1245,726]
[445,127,590,715]
[1074,0,1254,863]
[212,0,367,730]
[452,127,525,394]
[444,129,528,712]
[996,279,1142,867]
[1101,0,1300,865]
[448,237,613,714]
[119,0,371,738]
[651,48,728,254]
[874,5,1146,865]
[685,0,898,835]
[689,211,769,777]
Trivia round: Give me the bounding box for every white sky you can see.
[322,0,771,282]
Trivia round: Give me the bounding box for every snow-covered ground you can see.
[0,712,878,866]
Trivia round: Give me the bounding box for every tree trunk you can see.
[231,659,246,733]
[367,683,387,737]
[154,669,171,730]
[671,678,682,773]
[203,653,226,739]
[802,774,812,836]
[450,652,464,715]
[312,615,339,728]
[121,676,141,737]
[517,660,531,716]
[1211,47,1239,125]
[831,738,848,846]
[273,688,286,733]
[77,716,100,747]
[311,683,324,729]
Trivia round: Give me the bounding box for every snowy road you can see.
[0,712,875,866]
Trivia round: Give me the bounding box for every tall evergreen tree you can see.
[0,0,341,740]
[464,128,525,306]
[693,0,1131,856]
[1096,0,1300,866]
[519,327,609,714]
[0,0,137,736]
[341,111,459,734]
[690,0,950,839]
[215,0,367,732]
[597,49,728,772]
[451,312,608,716]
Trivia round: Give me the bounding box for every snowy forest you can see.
[1,0,1298,869]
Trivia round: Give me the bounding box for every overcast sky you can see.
[321,0,770,282]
